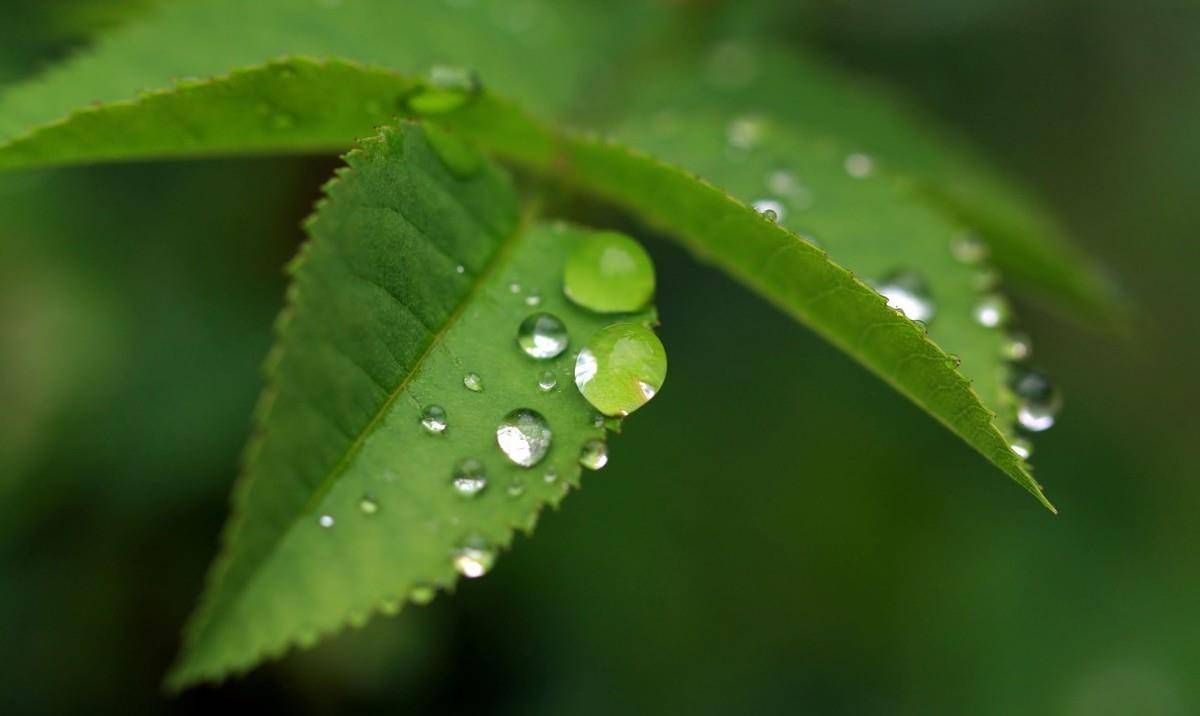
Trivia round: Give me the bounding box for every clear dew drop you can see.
[455,264,466,274]
[407,65,481,114]
[358,495,379,515]
[574,323,668,417]
[726,115,767,150]
[973,295,1011,328]
[508,282,522,294]
[537,370,557,392]
[451,458,488,497]
[495,409,553,468]
[463,372,484,392]
[1011,369,1062,433]
[579,439,609,470]
[524,292,542,307]
[844,152,875,178]
[516,313,569,359]
[409,585,436,605]
[420,404,448,434]
[543,468,558,484]
[506,479,526,497]
[753,198,785,222]
[950,231,989,264]
[453,541,496,579]
[1004,332,1033,361]
[318,514,335,528]
[1010,437,1034,460]
[873,270,937,324]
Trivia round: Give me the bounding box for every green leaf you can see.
[167,122,655,688]
[0,57,1051,508]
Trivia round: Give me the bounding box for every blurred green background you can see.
[1,1,1197,713]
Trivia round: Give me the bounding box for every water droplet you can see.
[874,270,937,324]
[524,292,542,307]
[407,65,481,114]
[579,439,609,470]
[753,198,785,222]
[574,323,668,416]
[844,152,875,178]
[506,479,526,497]
[409,584,436,605]
[508,282,521,294]
[455,264,466,274]
[1003,332,1033,361]
[318,514,335,528]
[453,540,496,578]
[563,231,656,313]
[358,495,379,515]
[1011,369,1062,432]
[516,313,569,359]
[592,413,605,428]
[463,372,483,392]
[973,295,1011,328]
[451,458,487,497]
[420,404,448,434]
[950,231,989,264]
[537,370,557,392]
[1010,437,1033,460]
[543,468,559,484]
[496,409,552,467]
[726,115,767,150]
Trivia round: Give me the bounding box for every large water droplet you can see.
[874,270,937,324]
[844,152,875,178]
[537,370,557,392]
[973,295,1011,328]
[451,458,488,497]
[574,323,668,416]
[516,313,569,359]
[753,198,785,222]
[579,439,609,470]
[563,231,656,313]
[496,409,552,467]
[453,539,496,578]
[1011,369,1062,432]
[358,495,379,515]
[407,65,481,115]
[420,404,448,434]
[463,372,483,392]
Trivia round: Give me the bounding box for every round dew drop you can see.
[873,270,937,324]
[318,514,335,528]
[1010,437,1033,460]
[420,404,448,434]
[537,370,557,392]
[463,372,484,392]
[358,495,379,515]
[451,458,488,497]
[516,313,569,359]
[753,198,785,222]
[574,323,667,417]
[495,409,553,468]
[453,540,496,579]
[844,152,875,178]
[579,439,609,470]
[973,295,1011,328]
[1010,369,1062,432]
[563,231,656,313]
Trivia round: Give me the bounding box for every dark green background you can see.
[1,1,1196,713]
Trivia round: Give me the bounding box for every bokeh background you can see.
[2,1,1197,713]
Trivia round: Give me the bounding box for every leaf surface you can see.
[167,121,652,688]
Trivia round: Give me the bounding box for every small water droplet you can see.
[420,404,448,434]
[543,468,559,484]
[753,198,785,222]
[973,295,1011,328]
[506,479,526,497]
[451,458,487,497]
[579,439,609,470]
[537,370,557,392]
[463,372,483,392]
[409,584,436,605]
[318,514,335,528]
[509,282,522,294]
[950,231,989,264]
[1010,437,1033,459]
[874,270,937,324]
[726,115,767,150]
[844,152,875,178]
[1011,369,1062,432]
[358,495,379,515]
[407,65,481,115]
[574,323,668,417]
[516,313,569,359]
[1003,332,1033,361]
[563,231,656,313]
[592,413,605,428]
[524,292,542,307]
[453,540,496,578]
[456,264,466,274]
[496,409,552,467]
